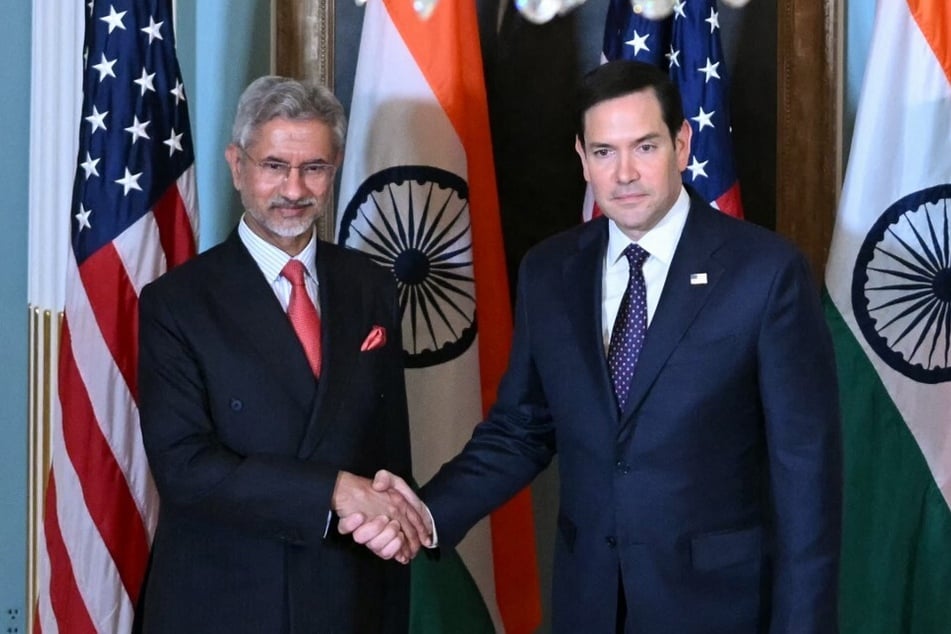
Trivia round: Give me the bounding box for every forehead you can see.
[583,89,666,140]
[247,117,335,157]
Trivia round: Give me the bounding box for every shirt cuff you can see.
[423,503,439,548]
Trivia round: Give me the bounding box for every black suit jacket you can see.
[138,231,411,633]
[422,197,842,633]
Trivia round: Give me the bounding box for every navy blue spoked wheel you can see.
[851,184,951,383]
[339,165,477,368]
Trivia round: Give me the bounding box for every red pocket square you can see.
[360,325,387,351]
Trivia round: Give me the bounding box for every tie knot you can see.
[281,259,308,286]
[622,243,650,270]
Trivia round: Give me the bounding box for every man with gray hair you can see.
[136,75,429,633]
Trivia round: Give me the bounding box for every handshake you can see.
[332,469,433,564]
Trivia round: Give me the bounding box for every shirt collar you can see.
[606,186,690,267]
[237,215,319,283]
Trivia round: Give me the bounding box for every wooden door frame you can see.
[273,0,845,277]
[274,0,337,241]
[777,0,842,284]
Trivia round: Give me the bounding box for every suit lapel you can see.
[213,232,317,412]
[562,219,619,418]
[296,243,362,458]
[619,203,727,428]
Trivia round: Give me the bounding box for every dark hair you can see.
[576,60,685,145]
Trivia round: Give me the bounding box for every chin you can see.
[268,220,315,238]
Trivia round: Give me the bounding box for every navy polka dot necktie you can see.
[608,243,650,412]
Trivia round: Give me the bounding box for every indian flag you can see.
[824,0,951,631]
[336,0,542,631]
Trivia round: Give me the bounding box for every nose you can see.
[280,166,309,198]
[616,153,639,184]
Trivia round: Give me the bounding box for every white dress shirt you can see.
[601,186,690,353]
[238,217,336,533]
[238,216,320,314]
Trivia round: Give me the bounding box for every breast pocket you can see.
[663,330,749,372]
[690,525,763,572]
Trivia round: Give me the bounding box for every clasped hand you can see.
[332,470,432,564]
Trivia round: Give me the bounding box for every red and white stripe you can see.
[36,171,197,634]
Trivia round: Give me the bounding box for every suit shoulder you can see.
[319,241,396,287]
[141,240,232,299]
[522,218,605,267]
[699,205,804,263]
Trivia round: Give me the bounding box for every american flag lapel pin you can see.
[690,273,708,285]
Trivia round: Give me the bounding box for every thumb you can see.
[372,469,394,491]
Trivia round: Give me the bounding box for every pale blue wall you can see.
[0,0,877,620]
[0,0,31,625]
[0,0,271,617]
[844,1,876,163]
[177,0,272,251]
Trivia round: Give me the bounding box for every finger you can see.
[388,493,428,546]
[375,470,414,500]
[364,520,402,559]
[351,515,391,545]
[398,536,420,561]
[379,475,433,544]
[384,494,422,548]
[336,512,366,535]
[374,534,403,560]
[394,514,421,554]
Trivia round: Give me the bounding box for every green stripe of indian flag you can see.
[337,0,511,629]
[826,0,951,499]
[825,296,951,631]
[825,0,951,631]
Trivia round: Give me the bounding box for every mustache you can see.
[268,196,317,209]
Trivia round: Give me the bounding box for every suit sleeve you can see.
[757,251,842,633]
[420,256,557,547]
[138,281,340,545]
[375,277,413,634]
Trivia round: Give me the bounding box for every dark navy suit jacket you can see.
[138,231,412,633]
[422,197,841,633]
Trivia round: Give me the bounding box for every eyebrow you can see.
[260,155,333,166]
[587,132,664,149]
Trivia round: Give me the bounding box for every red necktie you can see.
[281,260,322,377]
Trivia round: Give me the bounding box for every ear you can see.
[675,120,692,172]
[574,136,591,183]
[224,144,242,189]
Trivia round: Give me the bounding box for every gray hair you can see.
[231,75,347,157]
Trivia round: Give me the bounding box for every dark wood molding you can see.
[274,0,337,241]
[776,0,842,284]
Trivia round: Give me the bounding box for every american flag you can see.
[585,0,744,219]
[36,1,197,632]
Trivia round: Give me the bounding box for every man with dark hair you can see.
[137,76,429,634]
[369,59,841,633]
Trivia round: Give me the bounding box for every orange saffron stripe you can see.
[380,0,542,629]
[908,0,951,84]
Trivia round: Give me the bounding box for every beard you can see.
[244,194,321,238]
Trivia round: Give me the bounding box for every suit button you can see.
[605,536,617,549]
[615,460,630,474]
[230,398,243,411]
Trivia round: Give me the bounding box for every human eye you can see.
[301,163,330,177]
[637,143,658,153]
[260,160,289,175]
[591,147,613,159]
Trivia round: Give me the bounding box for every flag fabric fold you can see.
[36,1,198,631]
[824,0,951,631]
[336,0,541,631]
[587,0,743,220]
